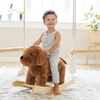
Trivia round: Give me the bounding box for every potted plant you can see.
[7,3,13,20]
[84,6,100,44]
[19,12,24,20]
[0,14,2,20]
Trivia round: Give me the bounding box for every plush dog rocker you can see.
[12,45,75,93]
[20,45,67,86]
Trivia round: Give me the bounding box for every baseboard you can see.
[0,57,99,64]
[65,59,100,64]
[76,59,100,64]
[0,57,20,62]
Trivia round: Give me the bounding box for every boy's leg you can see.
[49,56,60,95]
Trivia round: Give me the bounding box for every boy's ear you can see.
[43,22,46,25]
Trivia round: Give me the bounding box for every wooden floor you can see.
[0,62,100,71]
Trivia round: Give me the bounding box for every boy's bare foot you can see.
[54,83,60,95]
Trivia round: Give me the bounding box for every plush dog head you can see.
[20,45,45,67]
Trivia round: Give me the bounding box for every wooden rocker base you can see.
[12,79,75,94]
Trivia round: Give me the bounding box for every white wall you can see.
[0,22,99,64]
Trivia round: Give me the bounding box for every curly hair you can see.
[42,10,57,21]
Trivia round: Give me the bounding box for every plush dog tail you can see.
[60,57,67,64]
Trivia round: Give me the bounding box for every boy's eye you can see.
[52,19,54,20]
[47,19,50,21]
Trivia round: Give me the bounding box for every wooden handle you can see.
[0,47,25,52]
[71,50,100,55]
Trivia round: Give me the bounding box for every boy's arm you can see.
[48,32,61,53]
[33,33,43,45]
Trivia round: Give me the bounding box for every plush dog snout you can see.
[20,56,23,59]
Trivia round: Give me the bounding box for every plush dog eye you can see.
[31,53,33,56]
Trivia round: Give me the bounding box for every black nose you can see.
[20,56,23,59]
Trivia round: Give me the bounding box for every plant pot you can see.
[0,15,2,20]
[20,15,22,19]
[89,32,100,44]
[8,13,12,20]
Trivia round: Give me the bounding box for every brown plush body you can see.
[20,45,67,86]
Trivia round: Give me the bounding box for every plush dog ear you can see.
[36,48,45,66]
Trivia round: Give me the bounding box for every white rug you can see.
[0,67,100,100]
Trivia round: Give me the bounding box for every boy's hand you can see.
[44,51,50,56]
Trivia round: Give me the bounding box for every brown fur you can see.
[20,45,67,86]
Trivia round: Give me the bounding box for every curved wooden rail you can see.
[0,47,25,52]
[12,79,75,94]
[70,50,100,55]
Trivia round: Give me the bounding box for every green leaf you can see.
[93,30,96,32]
[95,14,98,18]
[85,25,92,28]
[97,15,100,20]
[92,19,96,23]
[84,13,91,16]
[90,5,93,12]
[84,14,88,18]
[84,18,89,20]
[20,12,23,15]
[94,24,98,30]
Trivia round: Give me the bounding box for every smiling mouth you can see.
[49,24,53,25]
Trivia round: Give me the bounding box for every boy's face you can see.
[43,14,57,29]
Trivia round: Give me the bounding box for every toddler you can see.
[33,10,61,95]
